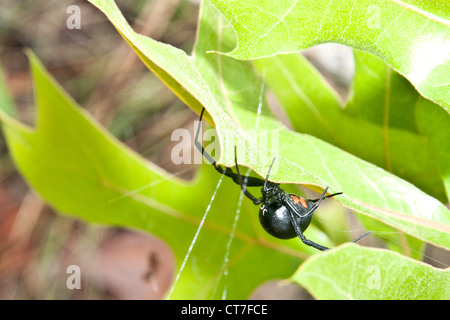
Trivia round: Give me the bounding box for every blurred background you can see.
[0,0,202,300]
[1,0,447,300]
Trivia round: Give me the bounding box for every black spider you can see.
[194,108,371,251]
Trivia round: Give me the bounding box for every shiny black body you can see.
[259,194,314,239]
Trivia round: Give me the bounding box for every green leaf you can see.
[208,0,450,112]
[1,0,449,300]
[292,244,450,299]
[416,97,450,201]
[357,214,426,261]
[0,51,312,299]
[87,0,450,250]
[255,50,449,203]
[255,49,450,254]
[191,1,450,251]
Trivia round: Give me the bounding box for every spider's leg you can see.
[283,186,371,250]
[194,109,238,177]
[282,189,329,250]
[309,191,342,203]
[288,211,329,251]
[304,187,329,217]
[234,147,263,205]
[194,108,218,166]
[284,189,372,247]
[194,108,266,188]
[263,157,277,189]
[286,187,328,219]
[352,231,373,243]
[306,188,373,244]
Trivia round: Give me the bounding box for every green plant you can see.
[0,0,448,299]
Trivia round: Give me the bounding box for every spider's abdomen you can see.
[258,203,312,240]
